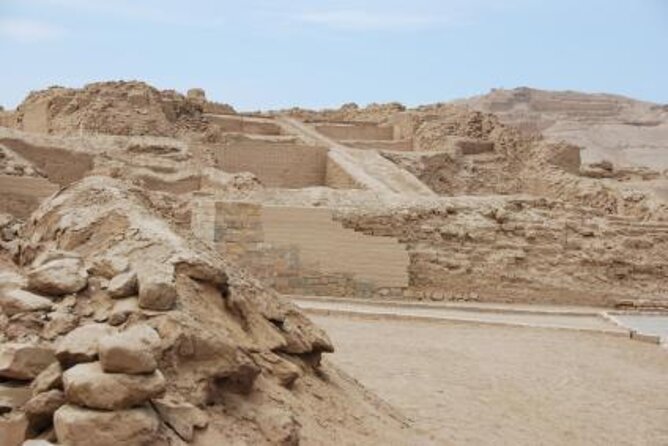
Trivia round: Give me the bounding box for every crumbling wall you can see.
[336,199,668,308]
[195,201,409,297]
[14,81,209,137]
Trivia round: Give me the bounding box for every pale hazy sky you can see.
[1,0,666,110]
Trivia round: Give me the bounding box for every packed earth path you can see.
[293,298,668,446]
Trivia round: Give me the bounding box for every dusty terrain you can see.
[313,313,668,446]
[0,80,666,445]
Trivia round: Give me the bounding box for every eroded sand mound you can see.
[13,81,233,137]
[0,177,419,445]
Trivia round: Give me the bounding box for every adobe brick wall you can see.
[0,111,15,128]
[0,138,94,186]
[214,141,328,188]
[205,114,282,135]
[20,99,50,133]
[0,175,59,217]
[325,154,362,189]
[314,123,395,141]
[193,200,409,297]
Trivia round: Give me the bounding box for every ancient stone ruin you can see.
[0,81,667,444]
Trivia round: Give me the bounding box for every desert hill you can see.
[457,87,668,170]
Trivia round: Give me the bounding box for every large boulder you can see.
[63,362,165,410]
[0,344,56,380]
[0,289,53,316]
[98,324,160,374]
[54,404,160,446]
[27,252,88,296]
[55,323,114,367]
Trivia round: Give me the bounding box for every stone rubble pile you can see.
[0,176,335,445]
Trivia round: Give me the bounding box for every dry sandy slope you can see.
[313,314,668,446]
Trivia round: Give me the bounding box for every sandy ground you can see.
[313,314,668,446]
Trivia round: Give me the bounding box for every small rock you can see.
[0,411,29,446]
[27,253,88,296]
[42,312,78,340]
[0,344,56,381]
[256,407,300,446]
[98,324,161,374]
[24,389,66,433]
[87,255,129,279]
[137,270,177,311]
[107,271,138,299]
[256,352,301,388]
[31,362,63,396]
[272,359,301,389]
[55,323,114,367]
[279,313,334,355]
[54,404,160,446]
[0,289,53,316]
[493,208,509,224]
[174,258,227,287]
[0,382,32,414]
[108,297,139,326]
[63,362,166,410]
[152,395,208,441]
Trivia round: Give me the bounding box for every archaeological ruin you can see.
[0,81,667,445]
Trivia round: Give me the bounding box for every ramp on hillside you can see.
[278,117,436,197]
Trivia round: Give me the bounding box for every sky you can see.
[0,0,667,111]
